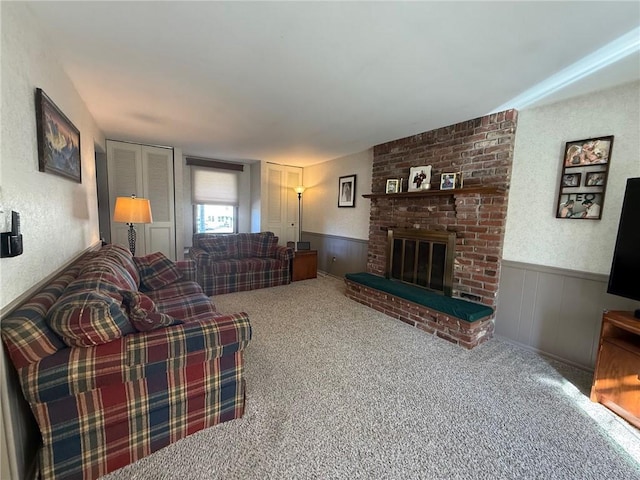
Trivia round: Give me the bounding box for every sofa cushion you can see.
[152,292,218,318]
[120,290,182,332]
[211,259,254,274]
[46,290,135,347]
[100,244,140,286]
[77,258,138,292]
[198,235,238,259]
[134,252,183,291]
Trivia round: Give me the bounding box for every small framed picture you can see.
[585,171,606,186]
[557,193,603,219]
[408,165,432,191]
[338,174,356,208]
[562,173,581,187]
[386,179,400,194]
[440,173,457,190]
[564,136,613,167]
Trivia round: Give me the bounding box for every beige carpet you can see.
[103,274,640,479]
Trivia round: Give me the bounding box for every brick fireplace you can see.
[348,109,518,347]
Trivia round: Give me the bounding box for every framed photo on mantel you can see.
[556,135,613,220]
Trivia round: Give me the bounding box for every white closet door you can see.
[142,146,176,260]
[286,169,302,244]
[107,141,145,254]
[265,164,285,240]
[262,163,302,245]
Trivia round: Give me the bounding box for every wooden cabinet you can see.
[107,140,176,259]
[292,250,317,282]
[590,310,640,428]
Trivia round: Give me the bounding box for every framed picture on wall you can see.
[338,174,356,207]
[556,135,613,220]
[35,88,82,183]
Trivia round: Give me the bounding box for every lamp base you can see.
[127,224,137,256]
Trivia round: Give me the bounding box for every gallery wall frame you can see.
[556,135,613,220]
[35,88,81,183]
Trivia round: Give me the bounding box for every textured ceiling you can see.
[26,1,640,166]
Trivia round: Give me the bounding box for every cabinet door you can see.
[142,146,176,260]
[107,141,145,254]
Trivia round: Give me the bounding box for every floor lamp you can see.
[293,185,306,248]
[113,194,153,256]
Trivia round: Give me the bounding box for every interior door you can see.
[107,141,145,254]
[142,146,176,260]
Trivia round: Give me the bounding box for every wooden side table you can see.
[590,310,640,428]
[291,250,317,281]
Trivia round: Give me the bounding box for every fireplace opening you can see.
[387,229,456,296]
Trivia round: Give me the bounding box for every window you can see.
[191,167,239,234]
[194,204,236,234]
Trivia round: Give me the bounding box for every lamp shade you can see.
[113,196,153,224]
[294,185,306,195]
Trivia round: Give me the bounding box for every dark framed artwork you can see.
[338,174,356,207]
[556,135,613,220]
[35,88,81,182]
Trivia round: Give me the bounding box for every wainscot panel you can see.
[495,260,640,370]
[301,232,368,278]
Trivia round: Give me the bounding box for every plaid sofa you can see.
[189,232,294,295]
[1,244,251,480]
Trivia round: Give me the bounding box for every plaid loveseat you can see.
[1,244,252,480]
[189,232,294,295]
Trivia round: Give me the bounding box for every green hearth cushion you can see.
[345,272,493,322]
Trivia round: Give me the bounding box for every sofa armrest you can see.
[21,312,251,404]
[274,245,294,262]
[175,258,197,282]
[189,247,214,265]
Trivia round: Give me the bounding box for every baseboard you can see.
[495,334,594,373]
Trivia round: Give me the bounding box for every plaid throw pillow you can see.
[134,252,182,291]
[120,290,182,332]
[46,290,135,347]
[253,234,279,258]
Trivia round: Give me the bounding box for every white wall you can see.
[1,2,104,309]
[503,81,640,275]
[303,149,373,240]
[1,3,105,478]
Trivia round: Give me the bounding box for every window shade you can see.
[191,167,239,205]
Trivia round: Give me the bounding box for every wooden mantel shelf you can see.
[362,186,506,199]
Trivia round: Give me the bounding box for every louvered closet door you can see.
[142,146,176,260]
[266,164,285,240]
[107,141,145,254]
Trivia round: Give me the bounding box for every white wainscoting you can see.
[495,260,640,370]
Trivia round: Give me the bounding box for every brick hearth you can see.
[354,109,518,348]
